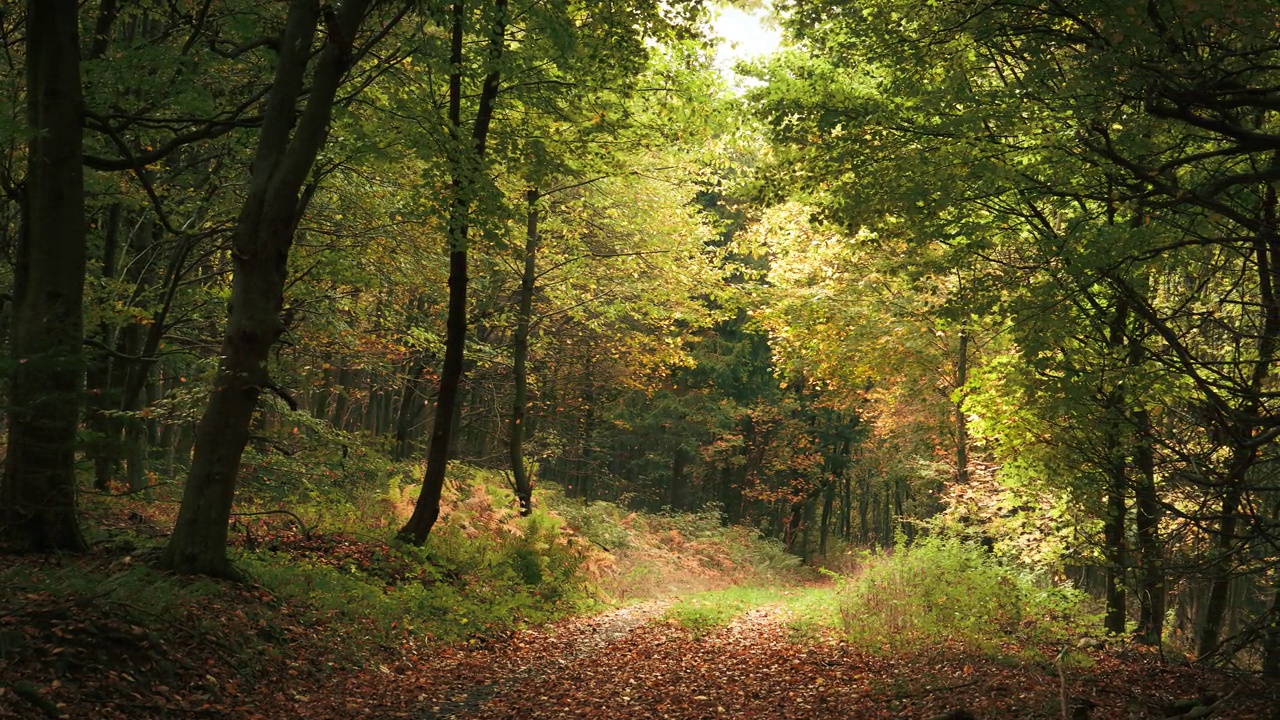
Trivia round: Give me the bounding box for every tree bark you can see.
[668,446,689,511]
[392,360,428,459]
[400,0,509,544]
[1133,407,1164,645]
[1103,465,1127,635]
[507,188,539,515]
[1,0,87,552]
[86,204,124,490]
[955,328,969,484]
[1263,586,1280,677]
[1197,481,1241,657]
[161,0,370,577]
[819,477,835,557]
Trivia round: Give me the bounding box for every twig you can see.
[1056,648,1070,720]
[262,379,299,411]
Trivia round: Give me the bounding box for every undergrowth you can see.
[828,536,1097,654]
[544,487,810,601]
[22,462,809,669]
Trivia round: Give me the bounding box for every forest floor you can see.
[4,549,1279,720]
[286,596,1276,720]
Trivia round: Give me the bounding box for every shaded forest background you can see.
[1,0,1278,683]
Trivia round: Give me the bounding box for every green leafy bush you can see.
[836,536,1093,653]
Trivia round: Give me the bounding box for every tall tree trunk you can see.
[858,477,870,544]
[1103,464,1127,635]
[841,470,851,540]
[579,383,596,502]
[393,360,428,460]
[1198,481,1242,657]
[1200,179,1280,655]
[1263,586,1280,678]
[332,367,352,429]
[1133,407,1164,644]
[400,0,508,544]
[1,0,87,552]
[955,328,969,484]
[784,499,804,554]
[87,204,123,490]
[819,478,835,558]
[668,446,689,511]
[507,187,539,515]
[1102,295,1130,635]
[161,0,369,577]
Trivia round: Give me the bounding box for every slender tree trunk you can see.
[1,0,87,552]
[162,0,369,576]
[87,204,123,490]
[1200,180,1280,655]
[1198,482,1242,657]
[819,478,835,557]
[785,499,804,554]
[508,189,539,515]
[841,470,851,539]
[955,328,969,484]
[1263,586,1280,677]
[668,446,689,511]
[580,384,596,502]
[400,0,508,544]
[312,366,334,421]
[333,367,352,429]
[1133,407,1164,644]
[393,360,428,460]
[858,478,870,545]
[1103,466,1127,635]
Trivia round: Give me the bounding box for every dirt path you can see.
[420,600,673,719]
[295,599,1275,720]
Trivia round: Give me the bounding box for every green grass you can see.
[662,585,788,637]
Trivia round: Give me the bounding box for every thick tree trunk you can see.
[161,0,368,577]
[508,188,539,515]
[1,0,87,552]
[400,0,508,544]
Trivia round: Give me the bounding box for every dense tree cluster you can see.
[749,0,1280,671]
[3,0,1279,675]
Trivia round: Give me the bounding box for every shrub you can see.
[836,535,1092,653]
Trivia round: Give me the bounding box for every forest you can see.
[1,0,1279,718]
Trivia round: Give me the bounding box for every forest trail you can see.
[420,600,675,719]
[295,595,1274,720]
